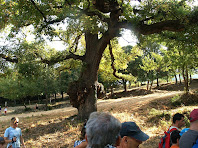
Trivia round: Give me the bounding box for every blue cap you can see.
[120,122,149,141]
[179,128,189,136]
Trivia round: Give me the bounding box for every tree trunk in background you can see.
[175,75,178,84]
[147,80,149,90]
[45,94,50,110]
[61,91,64,99]
[179,74,182,84]
[190,74,192,84]
[182,65,189,93]
[122,79,127,92]
[110,86,114,96]
[166,75,169,83]
[128,81,131,89]
[156,77,159,87]
[185,65,189,92]
[149,80,153,91]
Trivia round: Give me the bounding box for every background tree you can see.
[1,0,198,119]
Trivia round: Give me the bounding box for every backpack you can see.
[158,127,178,148]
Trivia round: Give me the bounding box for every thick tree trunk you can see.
[67,32,110,119]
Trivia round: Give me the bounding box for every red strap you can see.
[168,128,178,133]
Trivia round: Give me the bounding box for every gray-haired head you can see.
[86,112,121,148]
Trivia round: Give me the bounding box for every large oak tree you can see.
[1,0,198,119]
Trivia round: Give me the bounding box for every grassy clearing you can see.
[0,83,198,148]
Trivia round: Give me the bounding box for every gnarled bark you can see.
[67,32,111,119]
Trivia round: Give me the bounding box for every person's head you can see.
[190,109,198,123]
[171,130,180,145]
[0,137,5,148]
[11,117,19,128]
[172,113,185,128]
[119,122,149,148]
[189,109,198,130]
[86,112,121,148]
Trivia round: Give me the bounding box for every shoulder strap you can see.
[169,128,178,133]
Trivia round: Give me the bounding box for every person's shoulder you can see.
[5,127,12,133]
[184,129,198,135]
[169,126,179,131]
[6,127,12,130]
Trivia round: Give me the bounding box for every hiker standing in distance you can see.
[159,113,185,148]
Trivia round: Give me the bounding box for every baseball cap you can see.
[0,137,5,144]
[190,109,198,122]
[120,122,149,141]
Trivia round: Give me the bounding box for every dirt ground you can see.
[0,90,184,122]
[0,80,198,148]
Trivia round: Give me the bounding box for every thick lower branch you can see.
[41,52,85,65]
[0,54,18,63]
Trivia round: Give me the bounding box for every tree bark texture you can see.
[67,32,111,119]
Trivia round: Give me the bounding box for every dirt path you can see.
[0,90,184,122]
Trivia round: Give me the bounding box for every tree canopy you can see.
[1,0,198,118]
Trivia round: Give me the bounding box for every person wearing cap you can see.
[85,112,121,148]
[179,109,198,148]
[117,122,149,148]
[4,117,25,148]
[0,137,6,148]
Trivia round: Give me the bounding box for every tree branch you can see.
[70,33,83,52]
[119,19,184,35]
[83,9,110,23]
[109,43,125,80]
[30,0,47,22]
[41,52,85,65]
[138,20,185,35]
[0,54,18,63]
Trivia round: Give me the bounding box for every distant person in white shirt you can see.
[4,106,7,115]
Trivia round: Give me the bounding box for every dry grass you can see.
[0,81,198,148]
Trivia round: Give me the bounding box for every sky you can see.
[47,30,138,51]
[1,1,198,51]
[48,0,198,50]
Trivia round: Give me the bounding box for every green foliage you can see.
[99,40,139,89]
[171,95,181,106]
[24,107,32,112]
